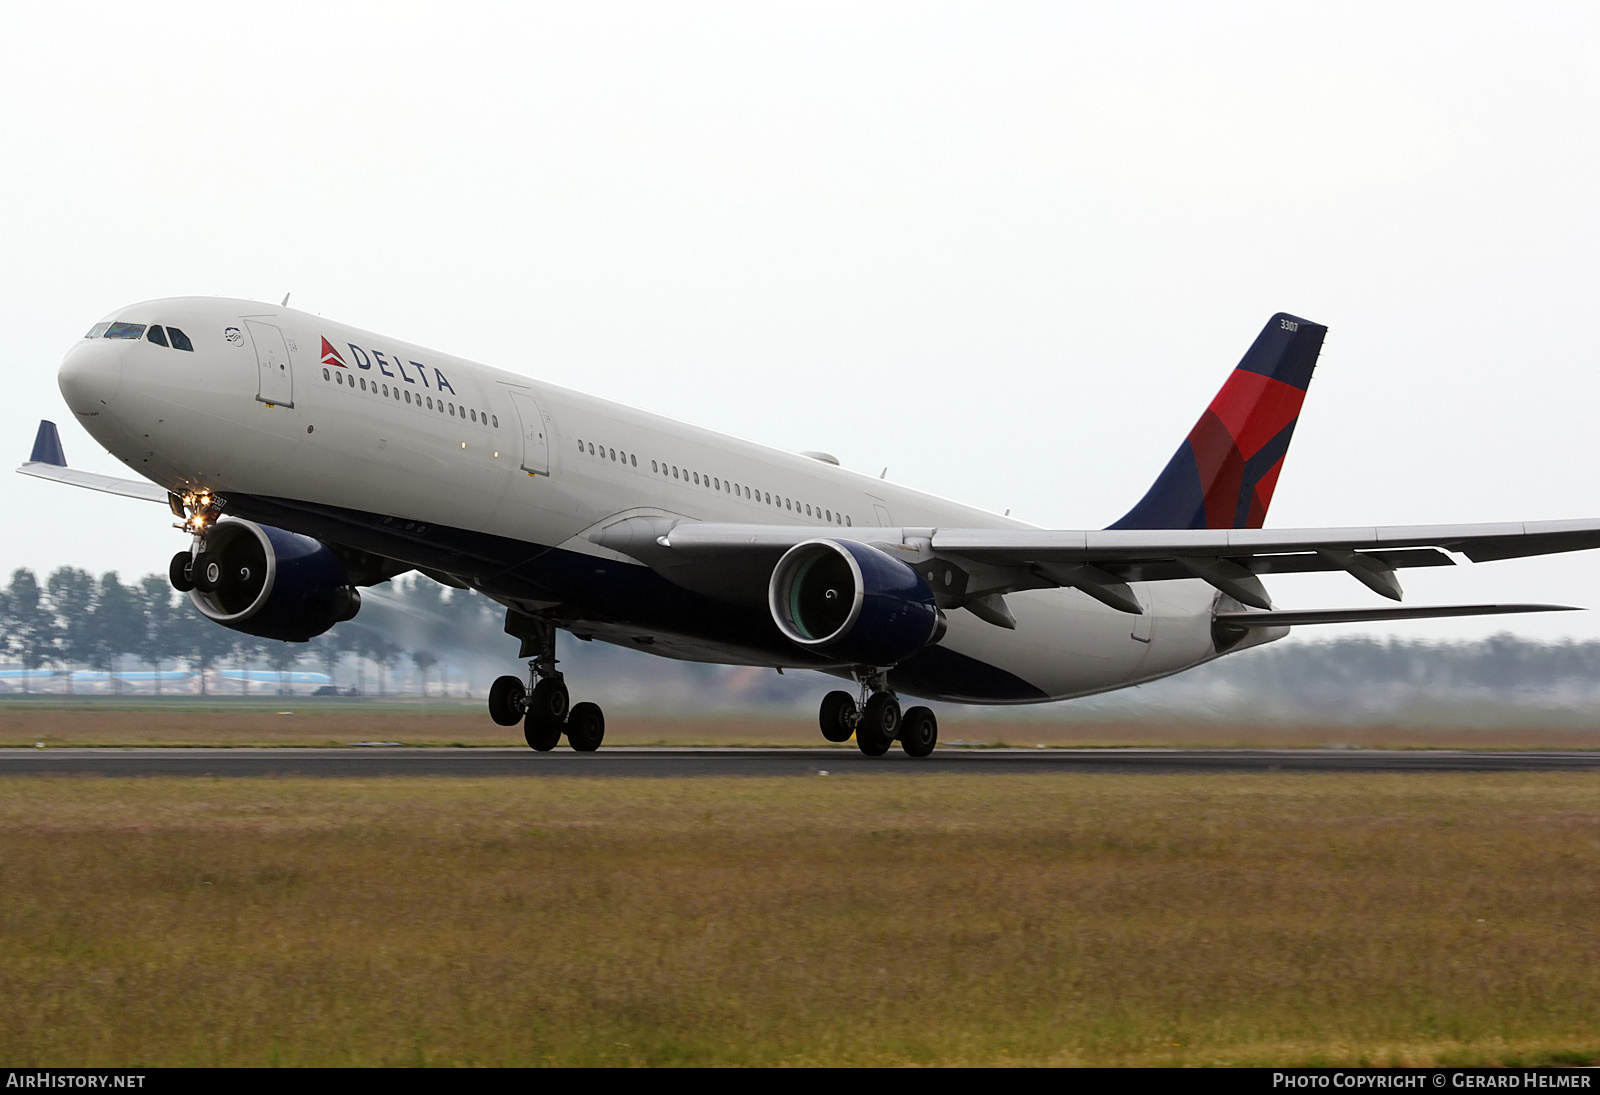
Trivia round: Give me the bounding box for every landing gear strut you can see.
[167,490,226,595]
[814,670,938,757]
[492,615,605,752]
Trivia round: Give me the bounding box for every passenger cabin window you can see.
[146,326,168,347]
[167,326,193,351]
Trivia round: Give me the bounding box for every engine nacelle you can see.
[188,518,361,642]
[768,539,945,666]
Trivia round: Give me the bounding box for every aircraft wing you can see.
[656,518,1600,567]
[16,421,169,504]
[17,460,170,504]
[593,515,1595,621]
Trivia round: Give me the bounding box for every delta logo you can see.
[321,335,457,394]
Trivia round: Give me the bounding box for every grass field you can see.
[5,698,1600,750]
[1,772,1598,1066]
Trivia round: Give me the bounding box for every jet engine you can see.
[186,518,361,642]
[768,539,945,666]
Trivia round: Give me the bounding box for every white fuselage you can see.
[56,296,1261,704]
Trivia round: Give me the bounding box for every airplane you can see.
[20,298,1600,756]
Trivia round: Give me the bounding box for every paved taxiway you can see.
[3,747,1600,777]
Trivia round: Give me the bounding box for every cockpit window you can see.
[104,322,146,339]
[166,326,193,351]
[85,323,111,339]
[146,325,169,347]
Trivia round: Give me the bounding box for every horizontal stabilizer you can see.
[1215,603,1580,628]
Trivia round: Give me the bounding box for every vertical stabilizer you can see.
[1110,313,1326,530]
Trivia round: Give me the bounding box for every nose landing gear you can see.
[166,490,227,595]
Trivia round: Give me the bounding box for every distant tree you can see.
[369,637,402,697]
[137,575,182,694]
[46,567,97,691]
[311,629,350,691]
[265,642,300,695]
[231,633,269,696]
[5,569,57,691]
[92,573,143,691]
[411,650,438,697]
[173,604,236,695]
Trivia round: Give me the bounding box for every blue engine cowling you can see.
[188,518,361,642]
[768,539,945,666]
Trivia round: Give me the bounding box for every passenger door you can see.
[506,389,551,475]
[246,320,294,407]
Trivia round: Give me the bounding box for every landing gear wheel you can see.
[857,693,900,757]
[191,551,219,593]
[567,702,606,752]
[818,690,857,743]
[523,679,569,751]
[488,675,527,726]
[168,552,195,594]
[899,706,938,758]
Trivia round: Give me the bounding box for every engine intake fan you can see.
[768,538,944,666]
[188,518,360,642]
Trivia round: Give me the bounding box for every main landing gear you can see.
[488,622,605,752]
[817,672,938,758]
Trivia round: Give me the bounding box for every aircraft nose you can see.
[58,338,123,414]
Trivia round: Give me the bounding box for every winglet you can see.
[28,420,65,467]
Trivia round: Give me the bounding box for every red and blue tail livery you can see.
[1111,313,1326,531]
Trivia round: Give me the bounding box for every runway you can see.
[3,746,1600,777]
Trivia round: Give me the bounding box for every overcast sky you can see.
[5,2,1600,642]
